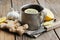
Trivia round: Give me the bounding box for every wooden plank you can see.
[12,0,38,40]
[3,31,15,40]
[35,30,59,40]
[22,30,59,40]
[55,28,60,39]
[15,35,23,40]
[0,0,15,40]
[45,0,60,39]
[37,0,46,7]
[12,0,38,11]
[12,0,59,40]
[37,0,59,40]
[45,0,60,20]
[35,30,58,40]
[0,30,15,40]
[0,30,5,40]
[45,21,60,31]
[12,0,38,21]
[0,0,11,16]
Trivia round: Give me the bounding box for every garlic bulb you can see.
[7,10,20,20]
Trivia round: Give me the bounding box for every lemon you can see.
[43,8,54,21]
[43,20,54,28]
[24,8,38,14]
[43,20,54,26]
[0,17,6,23]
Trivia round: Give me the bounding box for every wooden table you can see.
[0,0,60,40]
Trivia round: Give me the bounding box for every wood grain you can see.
[11,0,60,40]
[12,0,38,21]
[0,0,15,40]
[0,30,5,40]
[38,0,59,40]
[22,30,59,40]
[12,0,38,40]
[45,0,60,39]
[12,0,38,11]
[35,30,59,40]
[0,0,11,16]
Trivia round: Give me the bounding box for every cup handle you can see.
[38,12,42,27]
[38,10,46,27]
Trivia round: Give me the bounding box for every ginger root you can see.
[0,20,29,35]
[16,26,25,35]
[0,23,7,28]
[16,24,29,35]
[23,24,29,30]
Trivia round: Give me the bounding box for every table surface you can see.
[0,0,60,40]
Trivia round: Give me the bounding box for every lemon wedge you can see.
[43,8,54,21]
[43,20,54,26]
[0,17,6,23]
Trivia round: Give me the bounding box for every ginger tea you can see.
[24,8,38,14]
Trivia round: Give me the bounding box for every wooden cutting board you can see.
[45,21,60,31]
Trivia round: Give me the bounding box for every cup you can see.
[21,4,44,30]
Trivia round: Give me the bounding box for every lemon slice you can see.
[0,17,6,23]
[43,8,54,21]
[24,8,38,14]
